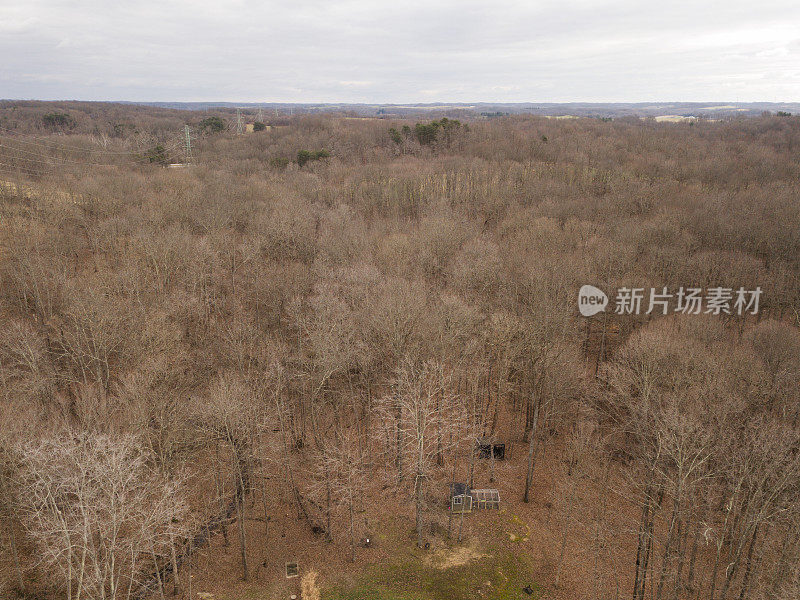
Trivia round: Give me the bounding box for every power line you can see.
[0,135,185,168]
[0,161,41,176]
[0,137,124,166]
[0,127,147,155]
[0,138,129,167]
[0,144,55,162]
[0,154,54,170]
[0,141,62,161]
[0,126,188,176]
[0,160,34,170]
[0,127,185,158]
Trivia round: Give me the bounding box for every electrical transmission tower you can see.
[236,108,244,135]
[183,125,196,163]
[257,107,263,123]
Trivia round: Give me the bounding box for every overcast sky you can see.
[1,0,799,103]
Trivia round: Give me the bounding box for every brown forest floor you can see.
[185,431,648,600]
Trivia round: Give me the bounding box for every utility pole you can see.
[236,108,244,135]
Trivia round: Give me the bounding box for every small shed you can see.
[448,483,501,512]
[449,482,473,513]
[476,438,507,460]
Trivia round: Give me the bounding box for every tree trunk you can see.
[708,540,723,600]
[236,494,248,581]
[169,532,180,596]
[708,490,736,600]
[66,536,73,600]
[458,445,475,543]
[769,527,799,598]
[686,505,704,594]
[637,486,661,600]
[395,400,403,480]
[524,394,533,442]
[436,392,443,466]
[325,465,332,543]
[523,397,540,503]
[151,545,166,600]
[719,522,753,600]
[656,485,682,600]
[447,445,458,538]
[633,486,654,600]
[187,552,192,600]
[6,519,25,592]
[262,473,270,535]
[415,471,424,548]
[213,445,229,546]
[555,477,577,588]
[640,513,655,600]
[672,517,687,600]
[737,523,760,600]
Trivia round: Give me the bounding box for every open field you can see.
[0,101,799,600]
[653,115,697,122]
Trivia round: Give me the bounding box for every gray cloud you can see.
[0,0,798,101]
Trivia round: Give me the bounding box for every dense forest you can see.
[0,102,799,600]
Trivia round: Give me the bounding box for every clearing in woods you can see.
[323,549,542,600]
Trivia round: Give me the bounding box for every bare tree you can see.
[522,334,575,503]
[714,419,800,600]
[14,433,188,600]
[366,278,427,480]
[553,418,592,589]
[602,322,714,600]
[201,373,260,582]
[310,429,368,561]
[376,357,461,548]
[0,397,33,596]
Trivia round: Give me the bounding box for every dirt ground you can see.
[185,430,644,600]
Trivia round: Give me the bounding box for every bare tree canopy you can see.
[0,104,799,600]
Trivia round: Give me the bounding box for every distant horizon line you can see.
[2,99,800,106]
